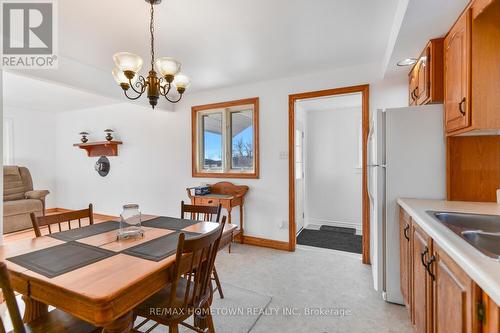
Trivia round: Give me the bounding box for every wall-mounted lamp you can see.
[397,58,417,67]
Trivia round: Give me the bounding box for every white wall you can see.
[305,107,363,231]
[49,62,408,243]
[3,106,57,208]
[54,103,195,219]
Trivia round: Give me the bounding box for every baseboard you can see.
[45,208,72,214]
[307,217,362,233]
[240,235,290,251]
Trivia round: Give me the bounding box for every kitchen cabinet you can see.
[399,206,500,333]
[399,209,412,317]
[412,223,433,333]
[444,0,500,135]
[408,39,444,106]
[444,9,471,134]
[482,293,500,333]
[430,243,478,333]
[472,0,495,18]
[409,65,418,106]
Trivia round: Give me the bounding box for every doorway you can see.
[288,85,370,264]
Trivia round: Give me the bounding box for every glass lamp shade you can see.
[155,57,181,77]
[113,52,143,73]
[173,73,191,89]
[112,67,138,85]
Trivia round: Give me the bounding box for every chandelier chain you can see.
[114,0,188,108]
[150,1,155,70]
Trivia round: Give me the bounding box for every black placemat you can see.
[49,221,120,241]
[123,231,201,262]
[7,242,116,278]
[142,216,200,230]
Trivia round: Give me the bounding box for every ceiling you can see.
[12,0,400,96]
[2,71,120,112]
[385,0,469,77]
[2,0,472,111]
[297,93,362,112]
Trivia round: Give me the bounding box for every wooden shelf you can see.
[73,141,122,157]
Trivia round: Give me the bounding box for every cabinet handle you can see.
[420,246,429,267]
[208,200,213,204]
[425,255,436,281]
[414,87,419,99]
[411,88,417,100]
[459,97,466,116]
[403,224,410,241]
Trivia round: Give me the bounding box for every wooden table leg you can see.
[239,204,244,237]
[102,311,134,333]
[22,295,48,323]
[227,207,233,251]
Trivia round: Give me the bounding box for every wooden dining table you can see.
[0,215,236,333]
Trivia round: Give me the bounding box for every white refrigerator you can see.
[368,104,446,304]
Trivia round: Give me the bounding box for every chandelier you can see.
[111,0,190,109]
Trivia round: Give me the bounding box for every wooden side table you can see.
[187,182,249,251]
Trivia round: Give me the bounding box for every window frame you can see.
[192,97,259,179]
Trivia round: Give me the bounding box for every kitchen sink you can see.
[462,231,500,258]
[428,211,500,260]
[432,211,500,232]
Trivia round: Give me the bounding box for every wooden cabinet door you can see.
[416,48,430,105]
[481,293,500,333]
[444,9,471,133]
[399,208,412,316]
[431,243,478,333]
[412,224,433,333]
[409,67,418,106]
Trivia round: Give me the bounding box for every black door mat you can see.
[7,242,116,278]
[123,231,201,262]
[319,225,356,234]
[142,216,200,230]
[49,221,120,241]
[297,229,362,254]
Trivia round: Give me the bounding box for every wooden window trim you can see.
[191,97,260,179]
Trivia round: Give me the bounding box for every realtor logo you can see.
[1,0,58,68]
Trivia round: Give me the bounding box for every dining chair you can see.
[133,217,226,333]
[30,204,94,237]
[0,262,99,333]
[181,201,225,299]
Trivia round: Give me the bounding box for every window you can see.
[3,117,13,165]
[192,98,259,178]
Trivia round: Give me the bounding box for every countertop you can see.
[397,198,500,306]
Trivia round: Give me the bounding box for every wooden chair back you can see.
[209,181,249,197]
[181,201,221,223]
[0,262,26,333]
[30,204,94,237]
[169,217,226,310]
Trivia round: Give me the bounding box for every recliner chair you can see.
[3,166,50,234]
